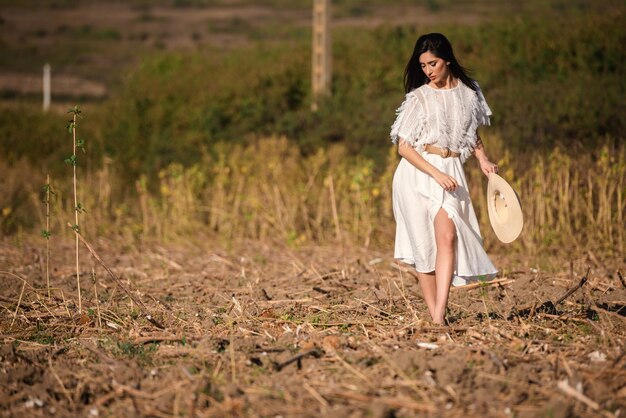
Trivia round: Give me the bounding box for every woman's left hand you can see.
[479,159,498,177]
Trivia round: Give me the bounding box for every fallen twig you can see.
[273,348,322,371]
[511,268,589,319]
[554,268,589,306]
[9,280,26,330]
[313,286,330,295]
[261,288,272,300]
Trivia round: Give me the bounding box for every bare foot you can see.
[431,317,447,327]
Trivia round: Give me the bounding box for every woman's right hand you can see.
[433,171,458,192]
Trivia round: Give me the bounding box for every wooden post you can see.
[43,63,51,112]
[311,0,331,111]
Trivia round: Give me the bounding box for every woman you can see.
[390,33,498,325]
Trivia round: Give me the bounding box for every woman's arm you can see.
[398,139,459,191]
[473,134,498,176]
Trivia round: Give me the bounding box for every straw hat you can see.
[487,172,523,243]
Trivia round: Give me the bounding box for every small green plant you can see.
[116,341,158,365]
[129,308,140,320]
[576,322,593,335]
[32,333,56,345]
[41,175,54,299]
[75,202,86,214]
[280,313,295,322]
[66,105,85,313]
[29,324,56,345]
[64,154,77,166]
[478,284,489,298]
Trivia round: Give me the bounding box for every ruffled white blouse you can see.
[390,81,492,162]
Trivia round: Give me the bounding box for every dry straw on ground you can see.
[1,235,625,417]
[3,134,623,258]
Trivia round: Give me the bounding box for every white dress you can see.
[390,81,498,286]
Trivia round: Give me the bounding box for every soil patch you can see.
[1,235,624,417]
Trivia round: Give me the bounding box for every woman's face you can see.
[419,51,450,84]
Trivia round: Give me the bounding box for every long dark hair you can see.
[403,33,476,93]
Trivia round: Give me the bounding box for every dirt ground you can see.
[1,234,625,417]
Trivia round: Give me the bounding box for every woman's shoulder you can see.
[458,80,488,103]
[462,80,492,120]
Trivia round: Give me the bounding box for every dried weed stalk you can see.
[65,105,85,313]
[41,174,53,300]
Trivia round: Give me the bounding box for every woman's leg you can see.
[433,208,456,324]
[416,272,436,319]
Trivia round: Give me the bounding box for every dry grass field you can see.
[1,1,625,417]
[1,233,625,417]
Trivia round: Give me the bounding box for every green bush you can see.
[1,12,623,183]
[93,13,623,180]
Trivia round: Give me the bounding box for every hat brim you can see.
[487,173,523,243]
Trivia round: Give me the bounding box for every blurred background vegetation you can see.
[0,0,623,260]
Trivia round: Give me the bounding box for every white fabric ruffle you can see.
[389,81,492,163]
[390,93,428,149]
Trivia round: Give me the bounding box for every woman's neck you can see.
[430,75,457,90]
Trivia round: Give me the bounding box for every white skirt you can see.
[392,153,498,286]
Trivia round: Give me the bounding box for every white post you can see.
[43,63,51,112]
[312,0,331,111]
